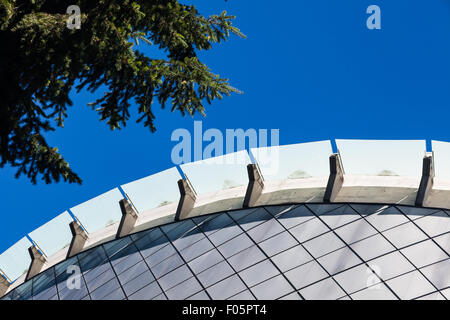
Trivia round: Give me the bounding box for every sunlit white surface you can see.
[121,167,181,213]
[336,140,425,177]
[70,188,123,233]
[180,151,251,195]
[0,237,31,281]
[432,141,450,180]
[251,141,332,181]
[28,211,74,257]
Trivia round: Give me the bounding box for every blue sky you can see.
[0,0,449,254]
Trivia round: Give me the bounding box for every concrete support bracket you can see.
[415,153,434,207]
[323,153,345,203]
[26,246,46,281]
[243,163,265,208]
[175,178,197,221]
[0,274,10,297]
[116,198,139,238]
[67,221,89,259]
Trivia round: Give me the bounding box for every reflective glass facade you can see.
[2,203,450,300]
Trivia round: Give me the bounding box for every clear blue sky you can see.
[0,0,449,253]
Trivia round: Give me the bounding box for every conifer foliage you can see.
[0,0,244,184]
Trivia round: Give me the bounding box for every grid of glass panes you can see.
[2,203,450,300]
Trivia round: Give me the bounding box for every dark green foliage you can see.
[0,0,244,184]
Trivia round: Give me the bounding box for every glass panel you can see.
[299,277,345,300]
[150,253,184,279]
[100,287,125,300]
[303,232,345,258]
[179,237,214,262]
[28,211,74,257]
[420,258,450,290]
[284,260,328,290]
[32,267,55,298]
[335,218,378,244]
[117,260,149,285]
[396,206,441,220]
[349,204,387,216]
[336,139,425,177]
[90,278,121,300]
[0,236,32,281]
[259,231,298,257]
[207,223,243,247]
[133,228,169,259]
[317,247,362,275]
[250,274,294,300]
[121,270,155,296]
[238,260,279,287]
[70,188,123,233]
[264,205,296,217]
[165,276,203,300]
[152,293,167,300]
[180,150,251,195]
[187,290,210,300]
[289,218,329,243]
[161,220,204,252]
[197,260,234,288]
[250,140,332,181]
[369,251,415,281]
[400,240,448,268]
[246,218,284,243]
[313,204,360,229]
[58,280,89,300]
[275,205,315,229]
[120,167,181,213]
[228,290,255,300]
[278,292,302,300]
[431,140,450,180]
[386,270,435,300]
[414,211,450,237]
[206,275,246,300]
[306,203,345,216]
[440,288,450,299]
[333,264,381,294]
[270,245,313,273]
[216,233,252,258]
[382,222,427,249]
[84,267,115,293]
[434,233,450,255]
[78,246,108,272]
[364,206,409,232]
[107,242,143,275]
[33,285,57,300]
[188,249,224,275]
[349,234,395,261]
[144,242,177,270]
[128,281,162,300]
[227,245,265,272]
[233,207,271,231]
[12,278,33,300]
[350,283,397,300]
[157,265,192,292]
[195,213,235,238]
[416,292,445,300]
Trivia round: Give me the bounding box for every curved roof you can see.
[3,139,450,295]
[2,203,450,300]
